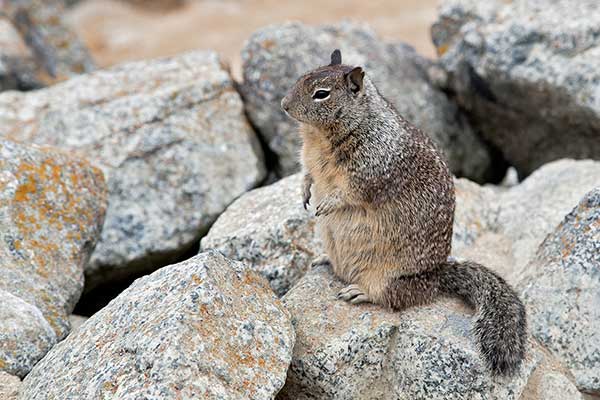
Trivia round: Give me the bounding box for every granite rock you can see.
[0,372,21,400]
[1,0,94,91]
[0,51,266,288]
[0,19,39,91]
[240,21,497,182]
[278,265,581,400]
[432,0,600,177]
[201,173,323,296]
[453,160,600,284]
[20,251,294,400]
[0,139,107,377]
[519,188,600,394]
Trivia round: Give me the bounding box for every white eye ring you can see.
[312,87,331,102]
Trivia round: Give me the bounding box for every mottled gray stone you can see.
[0,372,21,400]
[20,251,294,400]
[0,19,39,91]
[0,51,266,288]
[67,314,88,333]
[453,160,600,284]
[278,264,581,400]
[0,139,107,377]
[201,173,323,296]
[432,0,600,177]
[1,0,94,91]
[241,21,497,182]
[0,291,54,379]
[519,188,600,394]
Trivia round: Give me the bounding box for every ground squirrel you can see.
[281,49,526,375]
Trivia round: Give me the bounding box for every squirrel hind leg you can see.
[382,271,441,310]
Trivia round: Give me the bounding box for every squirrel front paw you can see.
[303,185,312,210]
[315,193,343,217]
[302,173,313,210]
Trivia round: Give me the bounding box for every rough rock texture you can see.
[240,21,498,182]
[0,19,39,91]
[1,0,94,91]
[0,139,107,377]
[0,51,266,288]
[453,159,600,283]
[432,0,600,177]
[20,251,294,400]
[519,188,600,394]
[0,372,21,400]
[201,173,323,296]
[68,314,88,333]
[278,264,581,400]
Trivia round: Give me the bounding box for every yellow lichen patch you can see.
[3,148,106,337]
[261,39,275,50]
[191,274,204,286]
[436,43,449,56]
[14,176,38,202]
[560,235,574,259]
[102,380,118,394]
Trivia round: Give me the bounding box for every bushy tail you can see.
[439,260,527,375]
[385,260,527,375]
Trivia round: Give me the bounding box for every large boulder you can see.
[0,372,21,400]
[519,188,600,394]
[20,251,295,399]
[0,19,39,91]
[278,264,581,400]
[1,0,94,91]
[0,51,266,288]
[0,139,107,377]
[453,159,600,284]
[240,21,498,182]
[432,0,600,178]
[201,173,323,296]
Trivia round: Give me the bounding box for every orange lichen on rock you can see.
[1,139,108,344]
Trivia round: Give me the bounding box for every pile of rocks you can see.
[0,0,598,399]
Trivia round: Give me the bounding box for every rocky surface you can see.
[278,264,582,400]
[20,251,294,399]
[201,173,323,296]
[519,188,600,394]
[0,372,21,400]
[0,50,266,289]
[0,139,107,377]
[432,0,600,177]
[68,315,88,333]
[0,0,94,91]
[453,159,600,284]
[0,19,39,91]
[240,21,498,182]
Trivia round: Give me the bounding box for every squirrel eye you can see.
[312,89,331,100]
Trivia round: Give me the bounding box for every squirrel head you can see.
[281,49,367,130]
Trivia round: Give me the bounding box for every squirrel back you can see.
[281,49,526,375]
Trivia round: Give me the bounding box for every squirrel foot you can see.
[337,284,371,305]
[310,254,331,268]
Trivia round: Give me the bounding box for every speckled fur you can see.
[281,50,526,375]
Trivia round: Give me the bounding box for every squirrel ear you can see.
[346,66,364,94]
[330,49,342,65]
